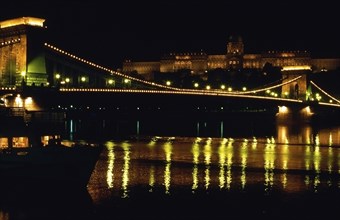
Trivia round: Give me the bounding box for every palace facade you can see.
[122,36,340,80]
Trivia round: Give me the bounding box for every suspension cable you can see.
[310,81,340,104]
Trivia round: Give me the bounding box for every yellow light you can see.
[124,79,129,83]
[55,74,60,79]
[242,87,247,91]
[206,85,211,90]
[194,83,199,88]
[65,78,70,83]
[278,106,288,113]
[108,79,114,84]
[221,85,225,90]
[81,77,86,82]
[282,65,312,71]
[21,71,26,77]
[166,81,171,86]
[228,87,232,92]
[0,17,45,29]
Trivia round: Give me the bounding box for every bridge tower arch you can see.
[281,65,311,100]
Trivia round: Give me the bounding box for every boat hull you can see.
[0,145,103,189]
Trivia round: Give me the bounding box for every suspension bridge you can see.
[0,17,339,122]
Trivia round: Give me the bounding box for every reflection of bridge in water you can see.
[0,17,339,123]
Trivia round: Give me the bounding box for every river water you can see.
[1,114,340,219]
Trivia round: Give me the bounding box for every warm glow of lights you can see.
[163,142,172,194]
[194,83,199,88]
[240,141,248,189]
[264,143,275,190]
[226,142,233,190]
[14,94,23,107]
[81,77,86,82]
[206,85,211,90]
[65,78,70,83]
[0,17,45,29]
[282,65,312,71]
[105,141,115,188]
[108,79,114,84]
[121,142,131,198]
[149,166,155,192]
[192,142,200,191]
[305,146,312,171]
[220,85,226,90]
[55,74,61,79]
[218,142,227,189]
[21,71,26,77]
[192,165,198,192]
[166,81,171,86]
[204,139,212,189]
[278,106,289,114]
[310,81,340,104]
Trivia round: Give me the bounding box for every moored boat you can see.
[0,143,103,189]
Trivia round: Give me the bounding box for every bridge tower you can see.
[281,65,311,100]
[0,17,48,87]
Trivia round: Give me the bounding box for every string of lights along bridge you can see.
[0,17,339,111]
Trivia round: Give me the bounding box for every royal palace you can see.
[122,36,340,80]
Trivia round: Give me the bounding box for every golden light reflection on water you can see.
[218,140,227,189]
[281,144,289,188]
[191,142,200,191]
[106,141,115,189]
[240,140,248,189]
[328,148,333,173]
[149,165,155,192]
[121,142,131,198]
[226,140,233,190]
[264,142,275,191]
[204,139,212,190]
[163,142,172,194]
[88,133,340,201]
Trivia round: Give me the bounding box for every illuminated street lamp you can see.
[108,79,114,86]
[194,82,199,88]
[166,80,171,86]
[123,78,131,88]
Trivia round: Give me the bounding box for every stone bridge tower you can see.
[0,17,48,87]
[281,66,311,100]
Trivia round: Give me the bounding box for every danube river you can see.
[1,114,340,219]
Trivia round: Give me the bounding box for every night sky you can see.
[1,0,339,70]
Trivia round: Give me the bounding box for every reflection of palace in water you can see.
[122,36,340,79]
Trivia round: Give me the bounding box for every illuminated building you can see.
[122,36,340,80]
[0,17,48,87]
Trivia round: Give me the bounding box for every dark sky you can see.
[1,0,339,69]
